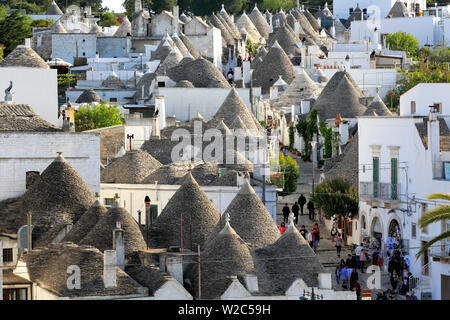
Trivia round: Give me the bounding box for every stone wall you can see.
[85,125,125,165]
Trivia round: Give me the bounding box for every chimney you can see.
[135,0,142,13]
[339,119,349,145]
[244,274,259,293]
[113,193,120,208]
[173,6,179,33]
[155,96,166,130]
[269,86,278,99]
[330,21,336,38]
[428,105,440,165]
[103,250,117,288]
[113,221,125,270]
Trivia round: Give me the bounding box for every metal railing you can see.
[359,182,401,201]
[429,242,450,258]
[422,262,430,276]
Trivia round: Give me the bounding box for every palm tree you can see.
[416,193,450,259]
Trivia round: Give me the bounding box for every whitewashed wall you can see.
[158,87,262,122]
[0,132,100,200]
[399,83,450,116]
[0,68,58,125]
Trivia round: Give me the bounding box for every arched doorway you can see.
[371,217,383,248]
[388,218,402,249]
[360,214,368,243]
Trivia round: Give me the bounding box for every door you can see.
[441,275,450,300]
[373,157,379,198]
[391,158,398,200]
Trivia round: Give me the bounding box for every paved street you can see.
[276,153,393,297]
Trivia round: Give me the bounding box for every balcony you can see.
[359,181,401,202]
[429,242,450,261]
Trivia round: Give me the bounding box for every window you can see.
[391,158,398,200]
[109,98,117,103]
[82,52,86,56]
[373,157,379,197]
[26,171,40,189]
[410,101,416,114]
[157,81,165,88]
[434,103,442,113]
[412,223,417,238]
[2,288,28,300]
[421,204,428,234]
[355,221,358,231]
[3,248,13,262]
[104,198,115,209]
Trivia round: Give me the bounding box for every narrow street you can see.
[276,153,393,297]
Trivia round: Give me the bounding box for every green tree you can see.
[385,31,419,59]
[271,152,299,196]
[54,0,104,12]
[0,10,32,56]
[296,108,318,161]
[416,193,450,260]
[31,18,54,27]
[75,102,124,132]
[310,178,359,240]
[99,12,119,26]
[385,64,450,109]
[260,0,296,11]
[318,120,332,159]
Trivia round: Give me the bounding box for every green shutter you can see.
[373,157,379,197]
[391,158,398,200]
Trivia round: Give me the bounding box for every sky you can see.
[102,0,125,13]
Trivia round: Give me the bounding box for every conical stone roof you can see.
[148,173,221,250]
[101,150,162,184]
[253,215,325,294]
[295,10,318,38]
[171,32,189,55]
[21,154,95,246]
[313,72,367,120]
[76,89,102,103]
[249,4,270,40]
[267,24,303,63]
[388,0,409,18]
[101,73,125,88]
[175,79,195,87]
[179,12,191,24]
[0,45,49,69]
[152,39,173,61]
[63,198,108,244]
[80,202,146,255]
[219,8,242,40]
[277,68,322,106]
[206,181,280,250]
[114,17,132,37]
[304,9,321,32]
[216,119,232,135]
[167,57,230,88]
[213,88,260,131]
[51,20,67,33]
[156,47,183,76]
[312,68,328,83]
[46,1,63,15]
[235,12,262,43]
[179,32,201,58]
[252,41,297,94]
[188,214,254,299]
[365,94,393,116]
[90,22,104,36]
[208,14,235,47]
[229,115,248,132]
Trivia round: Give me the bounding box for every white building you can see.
[356,83,450,300]
[332,0,427,20]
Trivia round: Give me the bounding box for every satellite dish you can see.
[66,4,81,16]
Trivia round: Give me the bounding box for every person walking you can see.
[330,222,338,242]
[227,68,234,84]
[279,222,287,234]
[298,194,307,216]
[292,202,300,225]
[353,281,362,300]
[341,265,348,289]
[307,200,315,220]
[335,233,343,258]
[312,224,320,253]
[307,228,314,248]
[299,225,307,240]
[350,268,359,291]
[360,249,368,272]
[282,204,290,224]
[390,270,399,291]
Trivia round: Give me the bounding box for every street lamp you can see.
[311,141,317,195]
